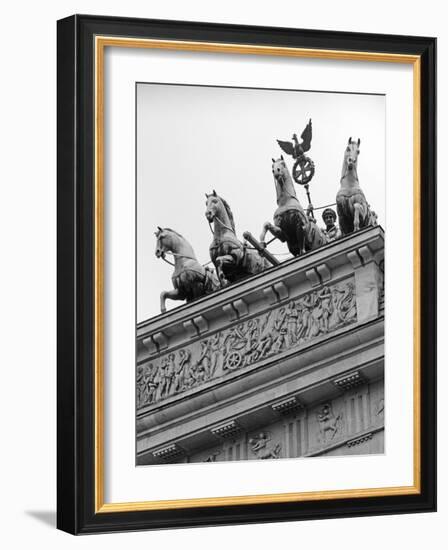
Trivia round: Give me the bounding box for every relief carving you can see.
[137,278,357,408]
[249,432,282,459]
[317,403,343,444]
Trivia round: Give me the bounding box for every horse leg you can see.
[260,222,285,245]
[353,204,361,232]
[294,223,307,255]
[337,202,351,235]
[160,289,182,313]
[359,203,369,228]
[215,255,235,287]
[205,267,220,292]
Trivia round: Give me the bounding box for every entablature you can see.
[136,226,384,411]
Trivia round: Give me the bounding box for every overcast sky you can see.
[137,83,385,322]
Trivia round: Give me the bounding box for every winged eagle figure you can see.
[277,119,313,160]
[276,119,315,186]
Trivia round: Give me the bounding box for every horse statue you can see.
[205,190,270,287]
[155,227,219,313]
[336,138,377,235]
[259,157,328,256]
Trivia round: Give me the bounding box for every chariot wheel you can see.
[225,351,242,371]
[292,157,315,185]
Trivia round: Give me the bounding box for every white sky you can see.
[137,84,385,322]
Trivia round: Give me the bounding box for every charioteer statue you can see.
[321,208,342,241]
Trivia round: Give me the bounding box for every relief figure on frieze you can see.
[243,319,261,365]
[172,349,189,394]
[136,363,157,407]
[249,432,282,460]
[195,340,212,382]
[317,286,333,334]
[255,310,276,358]
[332,282,356,323]
[317,403,343,444]
[286,300,299,346]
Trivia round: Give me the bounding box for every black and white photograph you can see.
[136,83,385,465]
[0,0,440,543]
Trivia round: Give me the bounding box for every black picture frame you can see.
[57,14,436,535]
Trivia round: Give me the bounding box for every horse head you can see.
[271,156,289,185]
[270,156,298,207]
[205,190,235,232]
[343,137,361,174]
[154,227,178,259]
[204,190,220,223]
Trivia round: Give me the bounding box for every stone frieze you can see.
[137,278,357,409]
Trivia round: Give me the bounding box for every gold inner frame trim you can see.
[94,35,421,513]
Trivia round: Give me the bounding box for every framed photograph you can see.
[57,15,436,534]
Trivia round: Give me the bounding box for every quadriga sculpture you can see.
[336,138,377,235]
[155,227,219,313]
[259,157,327,256]
[205,190,269,287]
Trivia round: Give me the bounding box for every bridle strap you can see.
[158,251,198,267]
[160,255,175,267]
[167,251,197,261]
[213,215,236,234]
[159,251,213,269]
[208,213,237,241]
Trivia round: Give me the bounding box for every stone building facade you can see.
[136,226,384,465]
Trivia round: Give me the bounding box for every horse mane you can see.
[217,196,236,232]
[162,227,187,242]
